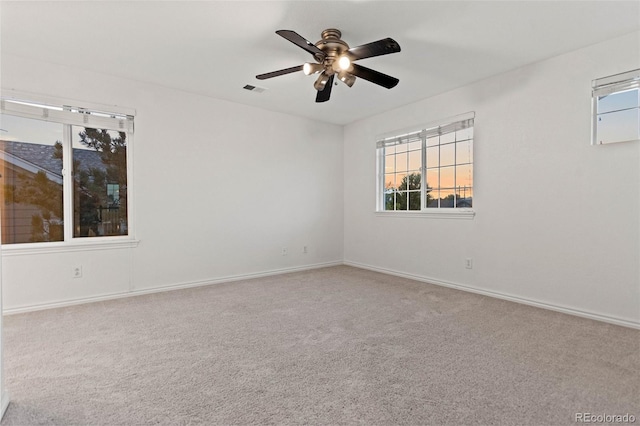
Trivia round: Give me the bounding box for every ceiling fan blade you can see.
[349,63,399,89]
[316,74,334,103]
[276,30,326,61]
[346,38,401,61]
[256,65,304,80]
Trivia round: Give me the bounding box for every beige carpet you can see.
[1,265,638,425]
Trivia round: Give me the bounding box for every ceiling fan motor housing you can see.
[315,29,350,73]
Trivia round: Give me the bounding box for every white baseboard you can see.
[2,261,343,315]
[344,260,640,330]
[5,259,638,330]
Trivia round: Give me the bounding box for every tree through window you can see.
[72,127,128,238]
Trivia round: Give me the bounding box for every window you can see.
[0,95,134,245]
[377,113,474,213]
[592,69,640,145]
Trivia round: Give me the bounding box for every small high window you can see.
[592,69,640,145]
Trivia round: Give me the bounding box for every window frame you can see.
[0,90,138,253]
[375,112,475,219]
[591,69,640,146]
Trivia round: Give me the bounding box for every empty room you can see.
[0,1,638,425]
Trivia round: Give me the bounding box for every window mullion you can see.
[454,138,457,207]
[62,124,74,242]
[377,149,384,211]
[421,134,426,211]
[126,132,134,240]
[437,136,441,208]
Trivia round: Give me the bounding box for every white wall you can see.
[343,32,640,327]
[1,54,344,311]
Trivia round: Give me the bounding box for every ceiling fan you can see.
[256,29,401,103]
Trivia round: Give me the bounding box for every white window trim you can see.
[375,112,475,218]
[374,210,475,219]
[0,90,138,252]
[1,239,139,256]
[0,89,136,118]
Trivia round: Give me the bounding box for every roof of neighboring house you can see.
[0,140,106,177]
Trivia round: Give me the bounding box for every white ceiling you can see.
[2,1,639,125]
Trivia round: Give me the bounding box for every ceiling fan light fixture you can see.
[313,73,330,91]
[303,62,324,76]
[338,56,351,71]
[338,71,356,87]
[331,56,352,73]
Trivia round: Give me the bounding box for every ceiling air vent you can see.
[243,84,267,93]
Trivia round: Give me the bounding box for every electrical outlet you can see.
[465,258,473,269]
[72,265,83,278]
[282,247,288,256]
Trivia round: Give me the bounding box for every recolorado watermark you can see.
[575,413,636,423]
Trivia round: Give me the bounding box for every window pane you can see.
[385,145,396,155]
[456,127,473,141]
[426,188,439,208]
[440,166,455,188]
[598,89,639,114]
[0,115,64,244]
[385,191,395,210]
[395,152,408,172]
[384,173,396,190]
[438,188,456,208]
[384,154,395,173]
[456,164,473,188]
[426,146,439,168]
[426,136,439,147]
[395,142,408,153]
[456,187,473,208]
[395,191,407,210]
[426,169,438,190]
[395,173,408,191]
[407,140,421,152]
[440,132,455,144]
[440,143,455,167]
[596,108,639,144]
[72,126,128,237]
[456,140,473,165]
[408,191,421,210]
[406,172,421,190]
[408,150,421,171]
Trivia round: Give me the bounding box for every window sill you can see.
[375,209,475,219]
[1,238,140,256]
